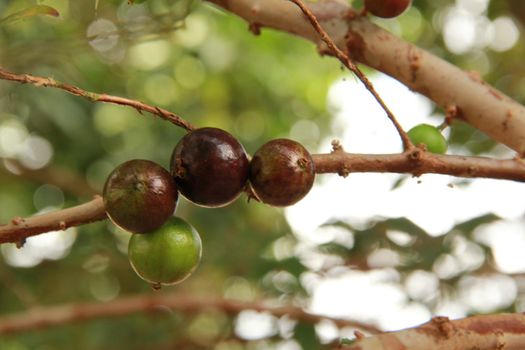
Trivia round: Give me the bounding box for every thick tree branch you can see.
[206,0,525,155]
[0,67,195,131]
[341,314,525,350]
[1,151,524,243]
[0,292,379,335]
[0,196,106,244]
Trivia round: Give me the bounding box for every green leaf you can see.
[0,5,59,26]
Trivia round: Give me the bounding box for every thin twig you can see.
[287,0,413,150]
[0,67,195,131]
[0,292,380,334]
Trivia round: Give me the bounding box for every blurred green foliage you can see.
[0,0,525,348]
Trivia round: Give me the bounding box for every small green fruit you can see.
[128,217,202,286]
[407,124,448,154]
[249,139,315,207]
[103,159,178,234]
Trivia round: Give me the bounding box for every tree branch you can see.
[288,0,413,150]
[313,149,525,181]
[0,67,195,132]
[0,292,379,335]
[0,196,106,244]
[1,150,524,243]
[1,158,97,198]
[205,0,525,155]
[340,314,525,350]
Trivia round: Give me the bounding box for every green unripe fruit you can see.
[407,124,448,154]
[128,217,202,286]
[103,159,178,234]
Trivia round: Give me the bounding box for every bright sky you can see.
[283,72,525,339]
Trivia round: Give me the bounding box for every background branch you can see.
[0,292,379,335]
[341,314,525,350]
[1,158,97,198]
[0,67,195,132]
[206,0,525,155]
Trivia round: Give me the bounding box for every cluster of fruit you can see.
[103,127,315,288]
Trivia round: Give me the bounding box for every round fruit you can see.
[364,0,411,18]
[249,139,315,207]
[104,159,178,233]
[128,216,202,286]
[407,124,448,154]
[170,127,249,207]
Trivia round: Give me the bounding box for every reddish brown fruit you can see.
[103,159,177,233]
[364,0,411,18]
[249,139,315,207]
[170,127,249,207]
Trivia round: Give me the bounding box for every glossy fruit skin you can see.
[249,139,315,207]
[128,217,202,285]
[170,127,249,208]
[365,0,411,18]
[407,124,448,154]
[104,159,177,234]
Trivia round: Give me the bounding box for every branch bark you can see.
[341,314,525,350]
[1,151,524,243]
[0,292,379,335]
[0,196,106,244]
[205,0,525,155]
[0,67,195,132]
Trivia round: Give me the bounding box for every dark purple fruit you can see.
[365,0,411,18]
[249,139,315,207]
[103,159,177,233]
[170,127,249,207]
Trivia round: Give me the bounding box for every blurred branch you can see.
[340,314,525,350]
[206,0,525,155]
[2,149,525,243]
[0,67,195,132]
[289,0,413,150]
[1,158,97,197]
[0,292,380,334]
[0,196,106,244]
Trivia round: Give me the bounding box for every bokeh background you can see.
[1,0,525,348]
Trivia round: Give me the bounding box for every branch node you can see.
[10,217,24,226]
[408,148,422,161]
[59,221,67,230]
[338,165,350,178]
[354,330,365,340]
[248,22,262,35]
[431,316,455,338]
[16,238,26,249]
[331,139,344,153]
